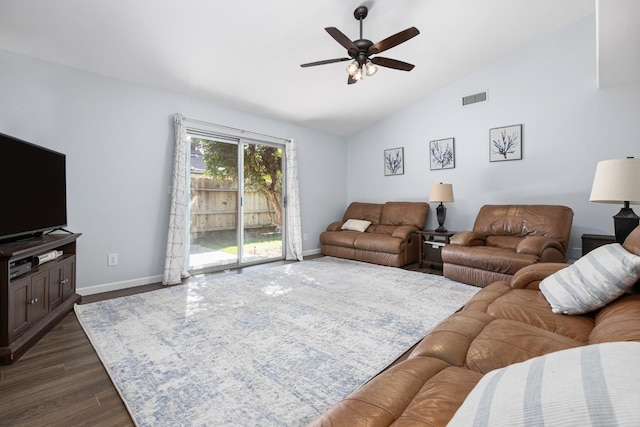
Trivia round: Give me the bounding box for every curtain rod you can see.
[182,116,291,144]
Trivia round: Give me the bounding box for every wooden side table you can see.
[581,234,616,256]
[417,230,456,269]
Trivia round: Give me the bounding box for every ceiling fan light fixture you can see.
[346,61,359,76]
[366,61,378,76]
[353,67,364,81]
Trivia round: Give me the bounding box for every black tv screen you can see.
[0,133,67,242]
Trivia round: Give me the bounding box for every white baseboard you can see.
[79,251,322,296]
[302,248,321,257]
[77,274,163,296]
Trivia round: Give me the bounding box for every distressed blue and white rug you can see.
[75,257,479,426]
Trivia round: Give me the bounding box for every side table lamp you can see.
[589,157,640,244]
[429,183,454,232]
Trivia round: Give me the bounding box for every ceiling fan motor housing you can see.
[352,39,374,65]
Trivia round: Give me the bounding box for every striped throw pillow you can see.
[539,243,640,315]
[447,342,640,427]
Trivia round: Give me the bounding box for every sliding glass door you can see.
[241,142,284,264]
[187,133,284,272]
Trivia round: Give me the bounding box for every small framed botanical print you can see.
[490,124,522,162]
[384,147,404,176]
[429,138,455,170]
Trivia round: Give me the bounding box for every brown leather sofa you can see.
[320,202,429,267]
[441,205,574,287]
[311,226,640,427]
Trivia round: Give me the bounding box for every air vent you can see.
[462,91,487,106]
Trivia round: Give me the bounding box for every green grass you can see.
[193,228,282,253]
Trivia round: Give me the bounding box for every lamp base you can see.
[435,203,448,233]
[613,207,640,244]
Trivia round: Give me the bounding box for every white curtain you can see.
[163,113,190,285]
[285,139,303,261]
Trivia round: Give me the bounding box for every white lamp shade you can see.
[590,158,640,204]
[429,183,454,203]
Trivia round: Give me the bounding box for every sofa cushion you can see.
[465,319,583,374]
[487,289,594,342]
[319,230,359,247]
[340,202,383,224]
[589,293,640,344]
[380,201,429,228]
[540,243,640,315]
[485,235,521,249]
[353,233,403,254]
[441,245,539,275]
[472,205,574,249]
[448,342,640,427]
[409,311,495,367]
[340,218,371,232]
[395,366,482,426]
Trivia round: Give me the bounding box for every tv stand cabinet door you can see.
[8,278,30,340]
[61,257,76,300]
[49,263,64,310]
[29,270,49,324]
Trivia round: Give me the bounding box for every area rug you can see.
[75,257,479,426]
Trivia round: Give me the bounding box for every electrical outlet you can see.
[108,253,119,266]
[303,233,308,241]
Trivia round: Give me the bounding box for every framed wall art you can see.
[384,147,404,176]
[429,138,455,170]
[490,124,522,162]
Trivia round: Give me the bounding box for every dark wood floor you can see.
[0,258,440,426]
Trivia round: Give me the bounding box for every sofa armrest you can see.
[516,236,564,257]
[392,225,418,240]
[326,221,344,232]
[450,231,486,246]
[509,263,569,290]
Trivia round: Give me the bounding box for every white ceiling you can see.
[0,0,601,137]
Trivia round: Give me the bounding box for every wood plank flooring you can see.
[0,258,439,426]
[0,311,134,427]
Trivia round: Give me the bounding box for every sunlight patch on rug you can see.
[75,257,479,426]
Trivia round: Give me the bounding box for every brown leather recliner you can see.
[441,205,574,287]
[320,201,429,267]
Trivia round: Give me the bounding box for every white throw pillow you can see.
[447,342,640,427]
[340,219,371,232]
[539,243,640,315]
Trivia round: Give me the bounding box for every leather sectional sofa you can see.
[320,202,429,267]
[442,204,574,287]
[311,226,640,426]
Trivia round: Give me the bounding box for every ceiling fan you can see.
[300,5,419,85]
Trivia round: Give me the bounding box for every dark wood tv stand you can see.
[0,233,81,364]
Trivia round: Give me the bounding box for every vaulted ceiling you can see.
[1,1,634,137]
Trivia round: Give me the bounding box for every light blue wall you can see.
[0,50,347,291]
[346,15,640,259]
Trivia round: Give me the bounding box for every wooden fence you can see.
[190,175,278,233]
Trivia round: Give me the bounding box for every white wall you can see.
[0,50,348,292]
[346,15,640,260]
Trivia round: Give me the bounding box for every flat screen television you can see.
[0,132,67,243]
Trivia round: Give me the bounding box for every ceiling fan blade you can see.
[368,27,420,55]
[371,57,415,71]
[348,75,357,85]
[325,27,358,56]
[301,57,351,68]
